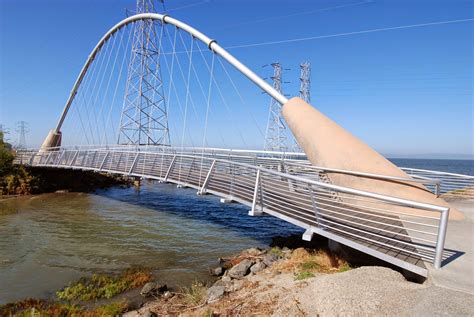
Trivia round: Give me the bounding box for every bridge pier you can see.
[302,229,314,242]
[248,209,263,217]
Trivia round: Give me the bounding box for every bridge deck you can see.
[15,148,460,277]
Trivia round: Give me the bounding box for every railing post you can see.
[434,208,450,269]
[435,183,441,197]
[128,152,140,175]
[198,160,216,195]
[70,150,79,167]
[307,184,321,227]
[99,151,110,171]
[164,155,177,182]
[44,152,53,166]
[248,169,263,216]
[55,151,66,166]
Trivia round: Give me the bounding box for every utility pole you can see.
[264,62,288,152]
[16,121,29,149]
[118,0,170,146]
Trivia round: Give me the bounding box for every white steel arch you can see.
[55,13,288,133]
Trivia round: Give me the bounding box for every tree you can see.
[0,131,14,176]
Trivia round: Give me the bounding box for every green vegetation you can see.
[298,260,320,271]
[0,268,149,316]
[92,299,129,316]
[0,131,14,176]
[294,271,315,281]
[57,268,152,301]
[268,246,284,258]
[0,298,128,316]
[338,263,352,272]
[0,132,36,195]
[182,281,207,306]
[0,133,130,195]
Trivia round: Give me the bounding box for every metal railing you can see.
[14,148,452,276]
[402,168,474,199]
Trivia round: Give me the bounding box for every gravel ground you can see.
[273,266,474,316]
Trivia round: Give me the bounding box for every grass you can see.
[338,263,351,272]
[202,308,214,317]
[182,281,208,306]
[268,247,284,258]
[92,299,129,316]
[0,298,128,317]
[294,271,315,281]
[271,247,353,279]
[298,260,320,271]
[57,267,152,301]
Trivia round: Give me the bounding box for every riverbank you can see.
[0,166,131,196]
[126,240,473,317]
[4,234,472,316]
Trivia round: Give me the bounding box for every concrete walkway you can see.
[428,198,474,294]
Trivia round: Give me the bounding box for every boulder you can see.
[162,291,173,299]
[244,247,264,256]
[221,275,232,282]
[250,261,267,274]
[228,259,253,279]
[207,285,225,303]
[263,253,279,266]
[232,279,245,292]
[209,266,224,276]
[140,282,167,297]
[213,279,233,292]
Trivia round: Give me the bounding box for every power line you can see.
[221,0,372,29]
[167,0,210,13]
[226,18,474,49]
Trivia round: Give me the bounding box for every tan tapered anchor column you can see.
[39,129,62,152]
[282,97,463,220]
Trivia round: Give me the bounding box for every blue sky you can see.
[0,0,472,158]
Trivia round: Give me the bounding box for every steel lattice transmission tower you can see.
[16,121,29,149]
[299,61,311,103]
[264,63,288,152]
[292,61,311,152]
[118,0,170,146]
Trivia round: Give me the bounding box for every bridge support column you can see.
[281,97,462,220]
[302,229,314,242]
[248,209,263,217]
[39,129,62,152]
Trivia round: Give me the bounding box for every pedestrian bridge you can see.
[15,147,474,277]
[14,12,474,278]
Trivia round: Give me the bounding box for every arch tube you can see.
[52,13,287,136]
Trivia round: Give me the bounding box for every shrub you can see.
[57,268,152,301]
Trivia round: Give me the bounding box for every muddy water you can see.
[0,181,302,304]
